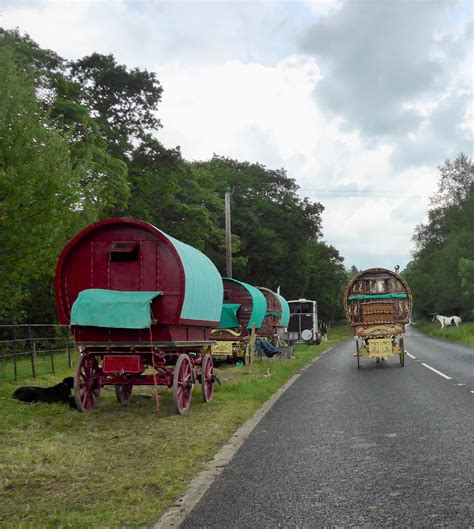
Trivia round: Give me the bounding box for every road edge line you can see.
[421,362,452,380]
[153,345,336,529]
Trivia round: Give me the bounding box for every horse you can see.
[432,314,462,329]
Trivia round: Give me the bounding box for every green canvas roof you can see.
[219,303,241,329]
[277,294,290,326]
[224,278,266,329]
[348,293,408,301]
[160,230,223,323]
[71,289,161,329]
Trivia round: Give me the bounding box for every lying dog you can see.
[13,377,74,404]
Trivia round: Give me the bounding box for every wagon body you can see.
[344,268,412,367]
[55,218,223,412]
[257,287,290,338]
[210,278,266,362]
[56,218,222,344]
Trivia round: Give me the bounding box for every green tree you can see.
[70,53,163,158]
[0,45,85,321]
[405,154,474,319]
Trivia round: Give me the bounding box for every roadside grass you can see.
[414,321,474,347]
[0,325,351,529]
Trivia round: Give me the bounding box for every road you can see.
[181,328,473,528]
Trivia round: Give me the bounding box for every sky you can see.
[1,0,473,271]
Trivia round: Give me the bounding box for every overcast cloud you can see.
[1,0,472,271]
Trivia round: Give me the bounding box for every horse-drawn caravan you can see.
[210,278,266,363]
[344,268,412,368]
[55,218,223,414]
[210,281,290,363]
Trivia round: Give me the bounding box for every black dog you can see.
[13,377,74,404]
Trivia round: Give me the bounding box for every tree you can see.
[0,44,85,321]
[70,53,163,158]
[405,154,474,319]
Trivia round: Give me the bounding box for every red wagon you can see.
[55,218,223,414]
[210,278,267,363]
[257,287,290,339]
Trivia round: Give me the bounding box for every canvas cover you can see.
[219,303,241,329]
[162,231,223,323]
[71,289,161,329]
[277,294,290,326]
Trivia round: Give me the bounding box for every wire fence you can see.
[0,324,76,382]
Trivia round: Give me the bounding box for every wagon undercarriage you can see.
[74,344,216,414]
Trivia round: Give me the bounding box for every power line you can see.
[298,189,428,198]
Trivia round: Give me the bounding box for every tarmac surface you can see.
[181,328,474,528]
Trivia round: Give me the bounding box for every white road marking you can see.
[421,363,452,380]
[457,383,465,386]
[471,391,474,394]
[406,351,416,359]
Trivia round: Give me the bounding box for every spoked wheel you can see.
[115,384,133,403]
[356,340,360,369]
[201,353,215,402]
[74,355,102,412]
[173,354,193,415]
[399,338,405,367]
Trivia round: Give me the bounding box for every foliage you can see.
[404,154,474,319]
[0,43,85,321]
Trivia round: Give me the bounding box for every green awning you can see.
[219,303,241,329]
[348,293,408,301]
[71,289,161,329]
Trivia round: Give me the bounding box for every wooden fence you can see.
[0,324,74,381]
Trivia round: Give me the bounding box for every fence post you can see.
[12,326,18,382]
[66,326,71,368]
[28,325,37,379]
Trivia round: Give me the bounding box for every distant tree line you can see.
[403,154,474,320]
[0,28,347,324]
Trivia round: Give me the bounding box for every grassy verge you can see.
[414,321,474,347]
[0,325,351,529]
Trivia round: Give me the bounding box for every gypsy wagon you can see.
[344,268,412,368]
[210,278,266,363]
[55,218,223,413]
[257,287,290,339]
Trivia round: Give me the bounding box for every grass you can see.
[0,325,351,529]
[414,321,474,347]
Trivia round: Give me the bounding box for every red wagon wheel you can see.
[201,353,215,403]
[115,384,133,404]
[173,354,193,415]
[74,355,102,412]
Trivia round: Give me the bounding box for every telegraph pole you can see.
[225,190,232,278]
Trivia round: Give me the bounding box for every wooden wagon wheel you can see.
[173,354,193,415]
[74,355,102,412]
[399,338,405,367]
[115,384,133,404]
[201,353,215,403]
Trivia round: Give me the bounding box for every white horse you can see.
[432,314,462,329]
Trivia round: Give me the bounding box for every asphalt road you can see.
[181,329,473,528]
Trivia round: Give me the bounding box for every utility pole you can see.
[225,190,232,278]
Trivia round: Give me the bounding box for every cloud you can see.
[300,0,470,140]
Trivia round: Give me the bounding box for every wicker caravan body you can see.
[344,268,412,367]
